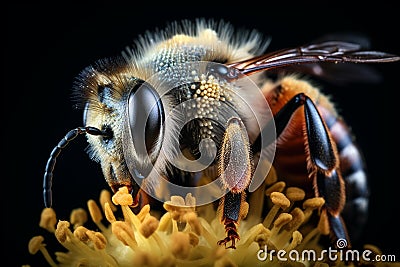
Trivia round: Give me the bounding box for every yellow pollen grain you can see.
[104,202,116,223]
[73,226,90,242]
[39,208,57,233]
[55,220,70,243]
[100,189,117,212]
[70,208,88,229]
[112,221,137,248]
[139,215,159,238]
[273,213,293,228]
[87,199,103,223]
[86,230,107,250]
[28,236,58,267]
[284,208,305,231]
[285,187,306,202]
[302,197,325,209]
[303,197,326,222]
[285,230,303,252]
[112,186,133,206]
[263,192,290,228]
[270,213,292,239]
[28,235,44,254]
[255,232,270,248]
[265,181,286,196]
[270,192,290,208]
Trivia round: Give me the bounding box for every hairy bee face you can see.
[73,19,275,205]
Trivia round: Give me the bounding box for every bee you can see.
[43,19,399,249]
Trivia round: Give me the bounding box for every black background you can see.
[4,2,399,266]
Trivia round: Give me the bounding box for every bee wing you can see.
[228,41,400,76]
[273,33,386,85]
[284,62,384,85]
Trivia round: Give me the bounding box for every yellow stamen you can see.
[283,207,305,232]
[54,221,70,243]
[104,202,116,223]
[39,208,57,233]
[111,221,137,249]
[265,181,286,196]
[87,199,102,223]
[99,189,117,212]
[139,215,159,238]
[274,208,305,248]
[302,197,325,222]
[73,226,89,242]
[158,212,172,232]
[87,199,107,232]
[86,230,107,250]
[285,187,306,202]
[284,230,303,252]
[137,204,150,222]
[263,191,290,228]
[112,186,133,206]
[28,236,58,267]
[239,223,268,248]
[28,235,44,255]
[271,212,292,236]
[70,208,87,229]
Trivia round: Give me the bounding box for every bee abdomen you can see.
[324,112,369,241]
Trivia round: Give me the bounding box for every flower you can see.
[27,170,399,267]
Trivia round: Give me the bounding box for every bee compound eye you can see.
[127,80,165,160]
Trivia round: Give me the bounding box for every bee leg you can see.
[253,93,349,246]
[217,117,252,249]
[302,94,349,246]
[217,191,245,249]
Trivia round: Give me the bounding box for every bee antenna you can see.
[43,126,109,208]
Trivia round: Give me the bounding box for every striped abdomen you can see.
[324,113,369,241]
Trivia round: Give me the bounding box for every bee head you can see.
[76,58,165,206]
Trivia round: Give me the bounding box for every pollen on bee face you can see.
[184,70,234,142]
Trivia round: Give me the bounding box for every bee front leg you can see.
[217,191,246,249]
[217,117,252,249]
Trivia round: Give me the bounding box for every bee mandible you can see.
[42,19,400,249]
